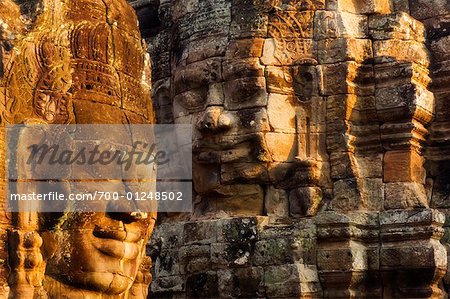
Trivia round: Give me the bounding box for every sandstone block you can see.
[318,240,369,271]
[380,209,445,241]
[268,11,315,38]
[329,151,357,179]
[264,186,289,219]
[221,163,270,184]
[230,6,268,38]
[289,187,322,217]
[183,220,217,245]
[355,153,383,178]
[186,34,228,64]
[274,0,325,11]
[392,0,410,13]
[264,264,307,298]
[172,0,199,20]
[361,178,385,211]
[375,83,434,123]
[318,38,373,64]
[150,222,184,250]
[369,12,425,42]
[223,76,267,110]
[383,150,425,183]
[373,40,429,67]
[409,0,448,20]
[253,238,293,266]
[193,163,221,194]
[384,182,428,209]
[292,65,322,101]
[203,184,265,216]
[261,38,316,66]
[217,217,259,243]
[225,38,265,59]
[220,144,253,163]
[321,62,374,96]
[211,243,254,268]
[266,66,295,95]
[327,0,392,13]
[222,58,264,81]
[265,132,298,162]
[267,93,297,133]
[316,211,379,240]
[178,6,230,40]
[332,178,362,210]
[173,58,222,95]
[217,267,264,298]
[314,11,368,40]
[179,245,211,274]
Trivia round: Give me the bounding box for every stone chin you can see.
[43,225,147,296]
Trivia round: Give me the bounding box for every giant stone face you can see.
[0,0,155,298]
[152,0,328,218]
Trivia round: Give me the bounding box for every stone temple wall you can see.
[130,0,450,298]
[131,0,450,298]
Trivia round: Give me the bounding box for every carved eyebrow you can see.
[176,62,219,87]
[175,69,205,87]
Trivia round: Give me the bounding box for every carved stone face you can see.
[153,1,327,217]
[43,212,155,295]
[38,0,155,293]
[173,55,272,215]
[1,0,155,297]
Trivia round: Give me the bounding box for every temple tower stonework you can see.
[131,0,450,298]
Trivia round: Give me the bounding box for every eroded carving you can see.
[140,0,450,298]
[0,0,155,298]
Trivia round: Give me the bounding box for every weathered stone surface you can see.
[289,187,322,217]
[384,182,428,209]
[409,0,448,20]
[369,12,425,42]
[264,186,290,219]
[217,267,264,298]
[383,150,425,183]
[380,209,447,297]
[318,38,373,64]
[131,0,450,297]
[327,0,392,14]
[1,0,156,298]
[314,11,368,40]
[261,38,316,66]
[275,0,325,11]
[373,40,430,66]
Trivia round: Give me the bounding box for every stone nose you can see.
[197,106,233,133]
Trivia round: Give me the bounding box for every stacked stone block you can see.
[130,0,450,297]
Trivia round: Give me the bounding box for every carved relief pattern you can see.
[268,11,315,65]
